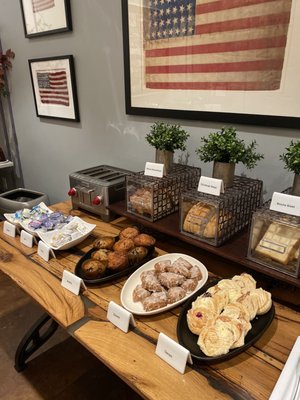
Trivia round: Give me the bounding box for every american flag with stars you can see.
[144,0,293,91]
[37,70,70,107]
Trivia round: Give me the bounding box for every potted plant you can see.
[279,139,300,196]
[195,127,264,188]
[0,48,14,96]
[146,121,190,173]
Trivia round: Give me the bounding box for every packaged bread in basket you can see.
[126,164,201,222]
[180,176,263,246]
[247,205,300,277]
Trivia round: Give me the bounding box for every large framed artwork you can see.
[122,0,300,128]
[20,0,72,38]
[28,55,80,122]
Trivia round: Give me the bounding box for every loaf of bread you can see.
[183,202,217,239]
[255,222,300,265]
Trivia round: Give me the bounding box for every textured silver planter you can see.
[292,174,300,196]
[155,150,173,174]
[212,161,235,188]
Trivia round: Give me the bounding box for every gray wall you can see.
[0,0,299,204]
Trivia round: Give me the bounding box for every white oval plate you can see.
[120,253,208,316]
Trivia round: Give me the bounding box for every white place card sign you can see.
[270,192,300,217]
[37,240,56,262]
[20,230,35,248]
[3,221,17,237]
[107,301,136,333]
[144,162,164,178]
[197,176,224,196]
[155,332,192,374]
[61,270,86,296]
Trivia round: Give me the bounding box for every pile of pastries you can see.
[187,273,272,357]
[132,256,203,312]
[81,227,155,279]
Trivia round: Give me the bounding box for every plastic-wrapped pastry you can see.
[167,287,186,304]
[142,291,168,311]
[181,279,198,293]
[129,188,153,215]
[166,263,191,278]
[158,272,185,288]
[189,266,202,281]
[172,257,193,270]
[141,271,164,292]
[183,202,217,238]
[255,222,300,265]
[154,260,171,273]
[132,284,151,302]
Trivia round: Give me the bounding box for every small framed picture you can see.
[20,0,72,38]
[28,55,80,121]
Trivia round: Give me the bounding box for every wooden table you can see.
[0,201,299,400]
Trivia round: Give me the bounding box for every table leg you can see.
[14,313,59,372]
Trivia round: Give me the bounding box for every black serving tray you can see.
[75,246,156,285]
[177,280,275,364]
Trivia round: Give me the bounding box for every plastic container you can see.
[126,164,201,222]
[180,176,263,246]
[247,206,300,277]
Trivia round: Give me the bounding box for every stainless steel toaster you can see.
[68,165,133,221]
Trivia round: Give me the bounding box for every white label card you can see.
[107,301,136,333]
[155,332,192,374]
[3,221,16,237]
[144,162,164,178]
[61,270,86,295]
[270,192,300,217]
[198,176,224,195]
[37,240,56,262]
[20,230,35,248]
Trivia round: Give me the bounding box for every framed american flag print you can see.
[28,55,80,121]
[20,0,72,38]
[122,0,300,128]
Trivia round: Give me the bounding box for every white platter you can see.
[38,217,96,250]
[120,253,208,316]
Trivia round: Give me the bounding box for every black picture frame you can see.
[121,0,300,129]
[28,55,80,122]
[20,0,72,38]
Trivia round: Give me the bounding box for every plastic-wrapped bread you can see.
[255,222,300,265]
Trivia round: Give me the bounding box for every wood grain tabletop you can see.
[0,201,299,400]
